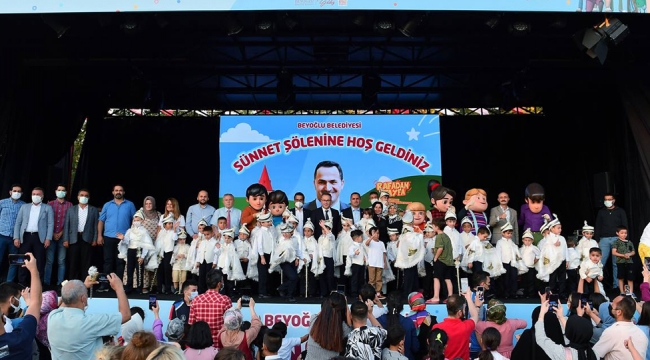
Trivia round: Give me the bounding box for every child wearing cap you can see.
[379,191,390,215]
[346,229,367,299]
[318,219,338,297]
[427,217,454,304]
[365,226,388,299]
[460,217,474,250]
[299,218,320,297]
[235,223,253,290]
[465,227,505,280]
[254,212,275,298]
[357,209,374,240]
[156,213,179,294]
[171,230,191,294]
[566,238,581,294]
[495,222,520,299]
[269,223,300,302]
[187,218,209,279]
[536,214,568,299]
[395,210,426,295]
[576,221,598,262]
[217,228,246,296]
[386,227,400,293]
[443,209,462,266]
[118,209,156,294]
[520,229,540,298]
[422,222,436,299]
[194,225,218,293]
[336,217,355,293]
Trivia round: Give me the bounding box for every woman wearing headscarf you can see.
[216,298,262,360]
[474,299,527,358]
[142,196,162,293]
[35,290,59,359]
[372,202,389,245]
[404,292,437,360]
[535,300,597,360]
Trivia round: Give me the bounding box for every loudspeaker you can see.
[593,172,615,205]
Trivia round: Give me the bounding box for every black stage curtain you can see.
[440,104,628,238]
[73,117,220,213]
[619,79,650,240]
[0,66,106,198]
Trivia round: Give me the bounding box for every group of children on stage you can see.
[114,203,638,303]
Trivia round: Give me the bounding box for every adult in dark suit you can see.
[311,193,341,240]
[13,187,54,284]
[305,160,350,212]
[289,192,311,236]
[341,192,363,225]
[63,189,99,282]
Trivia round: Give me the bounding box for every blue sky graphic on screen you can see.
[219,115,442,207]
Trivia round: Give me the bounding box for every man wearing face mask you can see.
[48,273,131,360]
[593,295,648,359]
[169,279,198,324]
[0,253,43,360]
[0,283,25,330]
[13,187,54,285]
[44,184,72,288]
[63,189,99,282]
[290,192,311,236]
[595,193,628,289]
[188,269,232,347]
[0,184,25,282]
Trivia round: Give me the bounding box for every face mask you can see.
[79,196,89,205]
[133,221,142,227]
[10,192,21,200]
[3,316,12,333]
[7,297,20,317]
[604,200,614,207]
[56,191,66,199]
[190,291,198,301]
[294,201,303,209]
[31,195,42,204]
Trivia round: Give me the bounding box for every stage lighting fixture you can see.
[509,21,531,36]
[362,74,381,107]
[42,16,70,38]
[224,17,243,36]
[281,13,298,30]
[485,14,501,29]
[374,20,395,35]
[575,18,629,64]
[256,19,276,34]
[276,72,295,104]
[399,13,427,37]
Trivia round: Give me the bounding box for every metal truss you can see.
[107,107,544,117]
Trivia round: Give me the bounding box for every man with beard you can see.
[97,185,136,292]
[186,190,216,239]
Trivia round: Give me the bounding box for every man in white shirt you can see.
[342,192,362,225]
[211,194,241,237]
[593,296,648,360]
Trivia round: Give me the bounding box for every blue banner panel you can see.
[0,0,638,14]
[219,115,441,208]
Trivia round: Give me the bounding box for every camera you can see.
[8,254,27,266]
[241,295,251,307]
[97,273,109,284]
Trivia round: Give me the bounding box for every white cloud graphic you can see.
[220,123,275,143]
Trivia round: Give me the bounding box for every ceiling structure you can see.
[2,10,649,110]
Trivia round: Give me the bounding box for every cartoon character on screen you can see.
[395,210,426,294]
[518,183,552,246]
[267,190,289,227]
[461,189,490,239]
[241,183,268,233]
[406,201,428,232]
[426,180,456,223]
